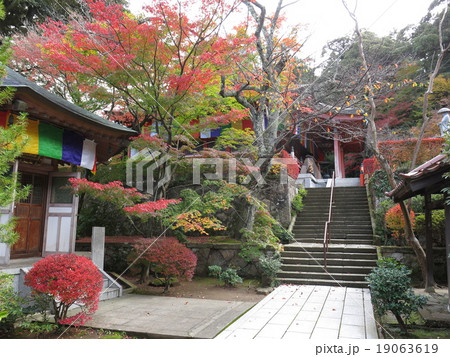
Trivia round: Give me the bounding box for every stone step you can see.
[294,238,374,245]
[306,187,366,193]
[280,264,374,274]
[293,229,374,236]
[278,270,369,282]
[283,186,373,289]
[306,187,367,192]
[99,270,122,301]
[293,230,373,235]
[299,199,369,205]
[296,212,370,219]
[293,233,374,239]
[294,222,372,228]
[282,251,377,260]
[294,223,372,228]
[296,216,371,222]
[303,195,368,200]
[296,208,370,215]
[277,277,369,288]
[99,287,121,301]
[298,210,370,214]
[283,243,376,253]
[281,257,377,267]
[303,196,367,202]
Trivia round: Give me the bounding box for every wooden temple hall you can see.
[0,68,135,265]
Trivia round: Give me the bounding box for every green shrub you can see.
[291,185,307,214]
[369,169,403,199]
[239,210,281,262]
[0,272,23,333]
[374,199,395,244]
[19,321,57,336]
[208,265,222,278]
[258,253,281,287]
[366,258,428,334]
[272,224,294,244]
[208,265,243,287]
[415,210,446,247]
[220,268,243,287]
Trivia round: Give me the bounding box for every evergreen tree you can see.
[0,1,30,244]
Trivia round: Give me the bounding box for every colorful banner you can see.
[1,112,96,171]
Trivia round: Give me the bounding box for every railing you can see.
[323,171,336,270]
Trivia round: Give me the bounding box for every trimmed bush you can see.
[258,253,281,287]
[24,254,103,326]
[208,265,243,287]
[366,258,428,334]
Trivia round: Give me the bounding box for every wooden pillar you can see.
[445,194,450,312]
[340,146,345,178]
[334,134,343,178]
[424,193,435,292]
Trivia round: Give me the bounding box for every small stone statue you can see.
[437,107,450,136]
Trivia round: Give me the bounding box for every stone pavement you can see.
[216,284,379,339]
[80,294,254,338]
[415,288,450,326]
[78,284,378,339]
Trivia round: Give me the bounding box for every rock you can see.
[256,287,274,295]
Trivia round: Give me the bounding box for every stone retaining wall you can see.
[380,246,447,285]
[76,239,266,279]
[186,242,270,278]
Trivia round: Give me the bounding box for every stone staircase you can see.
[278,186,378,288]
[99,270,123,301]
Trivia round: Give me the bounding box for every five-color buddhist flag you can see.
[1,113,97,171]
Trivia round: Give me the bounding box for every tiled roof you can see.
[386,154,449,200]
[1,67,135,134]
[399,154,448,180]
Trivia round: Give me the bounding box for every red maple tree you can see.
[12,0,248,137]
[133,237,197,292]
[24,254,103,326]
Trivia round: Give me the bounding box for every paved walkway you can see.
[81,294,254,338]
[216,284,378,339]
[78,284,378,339]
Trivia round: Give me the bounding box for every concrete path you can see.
[81,294,254,338]
[216,284,379,339]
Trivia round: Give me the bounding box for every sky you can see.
[127,0,434,66]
